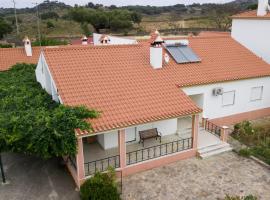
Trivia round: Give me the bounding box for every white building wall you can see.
[35,52,61,103]
[231,19,270,64]
[93,33,137,45]
[182,77,270,120]
[98,118,179,150]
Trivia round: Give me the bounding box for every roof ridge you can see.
[43,43,141,52]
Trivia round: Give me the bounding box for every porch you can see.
[67,114,230,188]
[83,133,194,176]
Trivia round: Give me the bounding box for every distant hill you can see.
[0,0,258,42]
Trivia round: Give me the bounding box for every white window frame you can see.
[250,86,263,101]
[222,90,235,106]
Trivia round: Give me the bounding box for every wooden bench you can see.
[139,128,162,147]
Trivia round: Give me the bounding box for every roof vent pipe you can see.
[257,0,270,16]
[23,36,32,57]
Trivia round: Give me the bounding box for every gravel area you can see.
[122,152,270,200]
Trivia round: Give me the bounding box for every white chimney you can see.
[150,31,164,69]
[257,0,270,16]
[23,36,32,57]
[81,35,88,45]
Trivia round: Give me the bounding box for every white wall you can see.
[93,33,137,45]
[231,19,270,64]
[35,53,61,103]
[182,77,270,120]
[97,118,179,150]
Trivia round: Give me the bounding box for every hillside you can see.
[0,0,257,43]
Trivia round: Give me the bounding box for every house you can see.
[34,1,270,188]
[231,0,270,64]
[0,37,40,71]
[1,0,270,188]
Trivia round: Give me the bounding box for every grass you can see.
[4,11,216,41]
[232,120,270,165]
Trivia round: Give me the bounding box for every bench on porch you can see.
[139,128,162,147]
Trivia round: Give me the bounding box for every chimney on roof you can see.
[99,34,110,44]
[257,0,270,16]
[23,36,32,57]
[81,35,88,45]
[150,30,164,69]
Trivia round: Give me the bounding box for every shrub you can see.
[224,194,257,200]
[238,148,251,158]
[80,168,120,200]
[32,37,68,46]
[41,12,59,20]
[0,43,12,48]
[47,21,55,29]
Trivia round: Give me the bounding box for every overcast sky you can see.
[1,0,233,8]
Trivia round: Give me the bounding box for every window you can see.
[250,86,263,101]
[222,91,235,106]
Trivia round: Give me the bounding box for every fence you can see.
[205,120,221,138]
[84,155,120,176]
[126,137,193,165]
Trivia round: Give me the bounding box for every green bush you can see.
[224,194,257,200]
[47,21,55,29]
[80,168,120,200]
[32,37,68,46]
[0,43,12,48]
[238,148,251,158]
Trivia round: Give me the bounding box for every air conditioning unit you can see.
[212,87,224,96]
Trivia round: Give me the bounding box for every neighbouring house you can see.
[0,37,40,71]
[32,1,270,188]
[1,0,270,189]
[231,0,270,64]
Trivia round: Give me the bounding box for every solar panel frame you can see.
[165,45,201,64]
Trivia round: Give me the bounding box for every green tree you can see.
[41,12,59,20]
[0,17,12,39]
[0,64,99,158]
[46,21,55,29]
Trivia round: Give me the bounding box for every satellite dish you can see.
[164,53,170,64]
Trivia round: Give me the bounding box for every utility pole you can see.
[12,0,19,35]
[0,154,6,184]
[33,2,42,47]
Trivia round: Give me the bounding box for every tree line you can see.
[68,7,142,33]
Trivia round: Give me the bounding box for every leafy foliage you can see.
[0,64,99,158]
[32,37,68,46]
[46,21,55,29]
[41,11,59,20]
[80,168,120,200]
[68,8,140,33]
[232,121,270,165]
[0,43,13,48]
[0,17,12,39]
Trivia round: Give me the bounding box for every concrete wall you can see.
[231,19,270,64]
[97,118,181,150]
[182,77,270,119]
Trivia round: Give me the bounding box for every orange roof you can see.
[232,10,270,19]
[0,47,40,71]
[42,36,270,134]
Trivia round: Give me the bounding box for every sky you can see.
[0,0,233,9]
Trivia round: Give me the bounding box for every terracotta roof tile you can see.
[0,47,40,71]
[43,36,270,134]
[232,10,270,19]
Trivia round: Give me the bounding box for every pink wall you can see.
[121,149,196,176]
